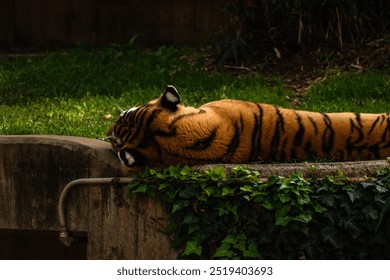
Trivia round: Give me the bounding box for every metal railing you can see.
[58,177,133,246]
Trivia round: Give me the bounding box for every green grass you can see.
[303,71,390,113]
[0,45,389,138]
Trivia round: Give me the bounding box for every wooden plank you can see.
[98,0,174,45]
[171,0,196,45]
[0,0,14,45]
[1,0,230,48]
[69,0,99,44]
[195,0,230,44]
[13,0,71,45]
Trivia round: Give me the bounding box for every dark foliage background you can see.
[218,0,390,64]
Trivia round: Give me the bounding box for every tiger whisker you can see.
[113,100,124,112]
[107,96,125,112]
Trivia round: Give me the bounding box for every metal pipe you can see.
[58,177,133,246]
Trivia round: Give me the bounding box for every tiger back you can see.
[108,85,390,168]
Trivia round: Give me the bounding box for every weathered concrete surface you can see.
[1,135,389,259]
[198,160,390,178]
[0,135,177,259]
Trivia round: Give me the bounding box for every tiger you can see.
[107,85,390,168]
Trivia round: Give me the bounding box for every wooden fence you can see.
[0,0,229,49]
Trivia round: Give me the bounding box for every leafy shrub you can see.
[126,165,390,259]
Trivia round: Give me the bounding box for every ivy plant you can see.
[126,165,390,259]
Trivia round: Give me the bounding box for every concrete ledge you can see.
[198,160,390,178]
[1,135,388,259]
[0,135,122,231]
[0,135,177,259]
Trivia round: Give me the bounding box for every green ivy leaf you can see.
[213,243,235,258]
[296,213,312,223]
[341,218,359,232]
[240,185,253,192]
[221,234,236,244]
[233,240,247,252]
[321,228,339,248]
[183,213,199,224]
[267,175,281,186]
[179,186,197,199]
[171,200,190,213]
[278,182,290,191]
[156,172,167,179]
[180,165,192,176]
[261,202,274,210]
[277,205,291,217]
[133,184,148,193]
[222,186,235,196]
[346,190,359,203]
[188,223,200,234]
[202,185,215,197]
[242,243,260,258]
[126,165,390,259]
[297,194,311,205]
[206,166,227,181]
[363,206,379,220]
[313,203,328,213]
[375,185,388,193]
[275,216,291,226]
[182,240,202,256]
[279,193,291,203]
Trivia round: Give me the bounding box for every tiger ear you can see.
[161,85,181,111]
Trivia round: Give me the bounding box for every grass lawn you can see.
[1,45,389,139]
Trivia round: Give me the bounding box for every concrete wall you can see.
[1,135,388,259]
[0,135,177,259]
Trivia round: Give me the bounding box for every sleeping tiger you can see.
[107,85,390,168]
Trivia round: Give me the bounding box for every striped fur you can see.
[108,85,390,167]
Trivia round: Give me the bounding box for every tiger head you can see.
[107,85,183,167]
